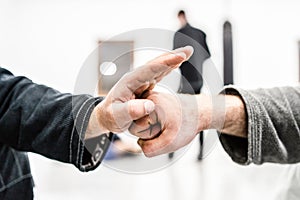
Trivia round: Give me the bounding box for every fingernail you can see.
[175,52,186,59]
[144,101,155,114]
[184,46,194,54]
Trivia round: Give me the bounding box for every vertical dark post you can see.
[298,41,300,82]
[223,21,234,85]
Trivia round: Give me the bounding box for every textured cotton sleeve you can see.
[0,67,111,172]
[219,86,300,165]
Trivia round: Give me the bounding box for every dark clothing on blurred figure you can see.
[173,23,210,94]
[173,23,211,160]
[0,67,111,199]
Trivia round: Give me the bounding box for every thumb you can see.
[125,99,155,120]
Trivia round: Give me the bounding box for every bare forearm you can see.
[196,94,247,138]
[219,95,247,138]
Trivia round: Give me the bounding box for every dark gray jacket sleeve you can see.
[0,67,111,172]
[219,86,300,165]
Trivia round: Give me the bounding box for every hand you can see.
[129,91,247,157]
[85,46,194,139]
[129,91,212,157]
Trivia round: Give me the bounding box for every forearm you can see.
[219,95,247,138]
[195,94,247,138]
[219,86,300,165]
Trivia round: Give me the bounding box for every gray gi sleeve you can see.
[219,86,300,165]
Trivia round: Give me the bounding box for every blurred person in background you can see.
[172,10,211,160]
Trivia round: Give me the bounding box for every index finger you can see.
[147,45,194,67]
[123,46,194,93]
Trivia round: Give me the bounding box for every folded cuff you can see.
[69,97,112,172]
[219,86,262,165]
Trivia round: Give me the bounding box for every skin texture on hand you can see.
[85,46,194,139]
[129,92,207,157]
[129,92,247,157]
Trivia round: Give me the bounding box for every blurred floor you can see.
[29,134,297,200]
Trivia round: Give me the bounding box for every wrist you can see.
[177,93,202,136]
[219,95,247,138]
[85,101,109,140]
[196,94,214,132]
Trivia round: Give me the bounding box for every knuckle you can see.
[128,101,137,118]
[164,135,174,147]
[145,152,154,158]
[143,148,154,158]
[128,127,138,136]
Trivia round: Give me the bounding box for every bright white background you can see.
[0,0,300,199]
[1,0,299,91]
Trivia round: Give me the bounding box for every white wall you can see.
[231,0,300,88]
[1,0,299,92]
[0,0,225,93]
